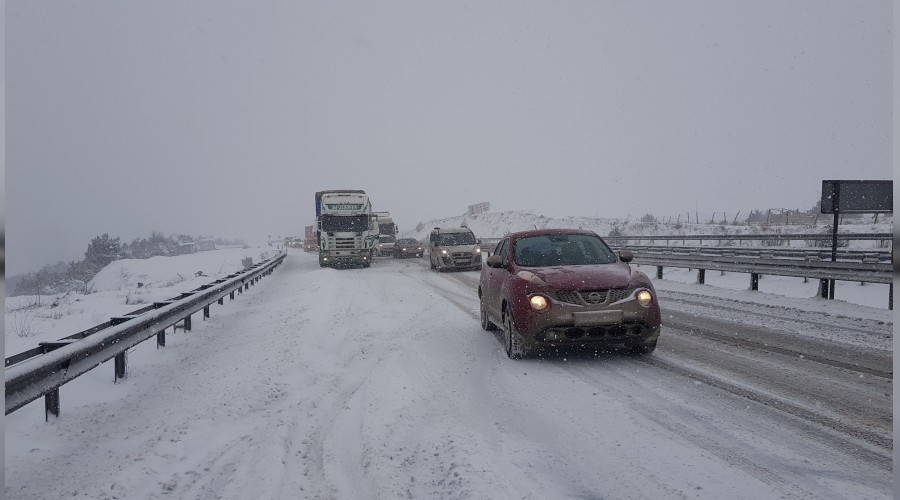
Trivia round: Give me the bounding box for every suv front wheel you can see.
[480,295,498,331]
[504,313,528,359]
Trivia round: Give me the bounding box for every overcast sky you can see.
[6,1,892,275]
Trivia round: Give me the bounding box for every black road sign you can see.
[821,180,892,214]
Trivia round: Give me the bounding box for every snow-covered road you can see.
[5,250,892,499]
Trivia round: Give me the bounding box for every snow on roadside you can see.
[4,246,277,356]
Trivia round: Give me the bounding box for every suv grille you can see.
[444,252,476,265]
[555,289,631,306]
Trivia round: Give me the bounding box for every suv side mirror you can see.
[486,255,504,268]
[618,250,634,263]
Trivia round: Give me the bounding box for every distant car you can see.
[428,226,481,271]
[394,238,424,258]
[478,229,661,359]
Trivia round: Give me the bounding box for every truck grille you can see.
[332,237,360,250]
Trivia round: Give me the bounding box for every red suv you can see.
[478,229,660,359]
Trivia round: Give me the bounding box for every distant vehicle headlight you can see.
[636,290,653,307]
[529,295,550,312]
[474,248,481,254]
[441,249,449,255]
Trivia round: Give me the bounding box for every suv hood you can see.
[528,263,632,290]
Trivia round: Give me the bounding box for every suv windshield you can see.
[438,232,476,246]
[514,234,617,267]
[396,239,418,245]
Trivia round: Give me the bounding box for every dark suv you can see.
[478,229,660,359]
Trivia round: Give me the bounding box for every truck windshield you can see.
[321,214,369,233]
[438,233,476,246]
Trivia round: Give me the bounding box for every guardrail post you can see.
[750,273,759,291]
[889,284,893,311]
[218,297,224,305]
[656,266,663,279]
[203,305,210,320]
[819,279,829,298]
[114,352,126,380]
[697,269,705,285]
[184,315,192,332]
[157,329,166,348]
[244,283,249,291]
[828,279,836,300]
[230,290,235,300]
[45,388,60,421]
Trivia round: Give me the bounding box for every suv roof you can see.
[432,227,473,234]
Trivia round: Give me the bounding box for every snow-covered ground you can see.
[4,238,892,499]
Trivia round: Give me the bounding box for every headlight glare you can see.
[529,295,550,312]
[636,290,653,307]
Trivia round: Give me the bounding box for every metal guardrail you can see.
[620,245,891,263]
[631,253,892,284]
[629,252,892,309]
[604,232,892,244]
[479,232,893,307]
[479,233,891,253]
[5,252,287,418]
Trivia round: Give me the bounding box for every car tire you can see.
[504,313,528,359]
[480,296,498,331]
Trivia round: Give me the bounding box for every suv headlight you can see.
[529,294,550,312]
[636,290,653,307]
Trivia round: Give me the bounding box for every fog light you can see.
[530,295,550,311]
[636,290,653,307]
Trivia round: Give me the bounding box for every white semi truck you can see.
[373,211,398,257]
[315,190,378,268]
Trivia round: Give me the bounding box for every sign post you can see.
[820,180,892,300]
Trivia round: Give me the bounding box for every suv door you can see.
[482,238,509,324]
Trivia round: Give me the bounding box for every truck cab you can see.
[429,226,482,272]
[315,190,377,268]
